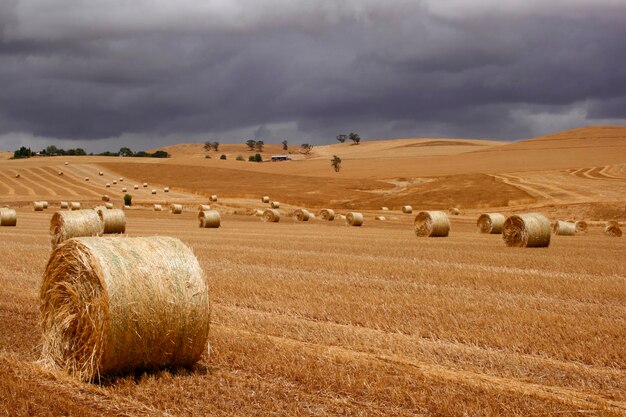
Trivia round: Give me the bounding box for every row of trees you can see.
[336,133,361,144]
[12,146,169,159]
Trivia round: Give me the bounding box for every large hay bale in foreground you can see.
[198,210,221,228]
[319,209,335,221]
[50,210,103,248]
[40,236,209,381]
[70,202,81,211]
[477,213,505,234]
[402,205,413,214]
[262,196,270,203]
[0,208,17,226]
[270,201,280,209]
[575,220,588,233]
[346,212,364,226]
[294,209,311,222]
[605,222,622,237]
[95,207,126,234]
[171,204,183,214]
[502,213,551,247]
[210,195,218,202]
[262,209,281,223]
[34,201,45,211]
[552,220,576,236]
[414,211,450,237]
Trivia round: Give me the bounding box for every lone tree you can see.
[245,139,256,151]
[211,141,220,151]
[348,132,361,144]
[204,141,213,152]
[281,140,288,151]
[119,147,133,157]
[301,143,313,154]
[255,140,264,152]
[336,134,347,143]
[331,155,342,172]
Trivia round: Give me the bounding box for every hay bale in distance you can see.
[270,201,280,209]
[262,196,270,203]
[374,216,386,221]
[134,185,139,190]
[553,220,576,236]
[95,207,126,234]
[198,210,221,228]
[477,213,506,234]
[119,178,124,182]
[210,195,218,202]
[381,207,389,211]
[34,201,45,211]
[121,187,127,192]
[0,208,17,226]
[58,171,63,176]
[154,204,162,211]
[294,209,311,222]
[414,211,450,237]
[64,162,68,165]
[104,203,113,209]
[253,209,264,216]
[605,222,622,237]
[84,177,89,182]
[15,174,20,178]
[502,213,551,247]
[60,201,69,209]
[112,180,117,185]
[449,207,461,215]
[42,201,49,209]
[198,204,211,211]
[262,209,281,222]
[319,209,335,221]
[164,187,169,193]
[70,202,81,211]
[346,212,364,226]
[40,236,209,382]
[171,204,183,214]
[99,171,104,176]
[402,205,413,214]
[105,183,111,188]
[575,220,588,233]
[143,182,148,188]
[151,189,157,195]
[102,195,110,202]
[50,210,103,247]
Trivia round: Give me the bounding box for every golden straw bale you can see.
[502,213,551,247]
[198,210,221,228]
[34,201,45,211]
[105,183,111,188]
[42,201,49,209]
[154,204,163,211]
[70,202,81,210]
[374,216,386,221]
[60,201,69,209]
[607,220,620,227]
[346,212,364,226]
[164,187,169,193]
[95,207,126,234]
[64,162,68,165]
[253,209,264,216]
[294,209,311,221]
[119,178,123,182]
[477,213,505,234]
[414,211,450,237]
[104,203,113,209]
[134,185,139,190]
[143,182,148,188]
[112,180,117,185]
[270,201,280,209]
[84,177,89,182]
[0,208,17,226]
[604,222,622,237]
[381,207,389,211]
[575,220,588,233]
[50,210,103,248]
[449,207,461,215]
[210,195,218,202]
[552,220,576,236]
[15,174,20,178]
[198,204,211,211]
[40,236,209,381]
[58,171,63,176]
[99,172,103,176]
[171,204,183,214]
[151,189,157,195]
[121,187,127,192]
[319,209,335,221]
[102,195,110,202]
[262,209,281,222]
[402,205,413,214]
[262,196,270,203]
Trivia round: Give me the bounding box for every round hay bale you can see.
[105,183,111,188]
[552,220,576,236]
[171,204,183,214]
[262,209,281,222]
[112,180,117,185]
[64,162,68,165]
[262,196,270,203]
[102,195,110,202]
[119,178,124,182]
[121,187,127,192]
[34,202,45,211]
[374,216,386,221]
[153,204,162,211]
[502,213,551,247]
[164,187,169,193]
[198,210,221,228]
[198,204,211,211]
[381,207,389,211]
[414,211,450,237]
[15,174,20,178]
[60,201,69,209]
[104,202,113,209]
[346,212,364,227]
[134,185,139,190]
[50,210,103,248]
[143,183,148,188]
[40,236,209,382]
[575,220,588,233]
[151,189,157,195]
[99,172,103,176]
[58,171,63,176]
[0,208,17,226]
[319,209,335,221]
[477,213,506,234]
[270,201,280,209]
[210,195,218,202]
[294,209,311,222]
[604,222,622,237]
[42,201,49,209]
[95,207,126,234]
[337,214,346,220]
[402,205,413,214]
[70,202,81,211]
[253,209,264,216]
[449,207,461,215]
[84,177,89,182]
[607,220,620,227]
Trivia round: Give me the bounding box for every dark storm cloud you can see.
[0,0,625,150]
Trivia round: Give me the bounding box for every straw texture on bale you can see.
[151,189,157,195]
[71,202,81,210]
[604,222,622,237]
[477,213,506,234]
[552,220,576,236]
[60,201,69,209]
[102,195,110,202]
[171,204,183,214]
[0,208,17,226]
[154,204,163,211]
[198,210,221,228]
[40,236,210,382]
[210,195,218,202]
[95,208,126,234]
[198,204,211,211]
[164,187,169,193]
[402,205,413,214]
[294,209,311,222]
[319,209,335,221]
[42,201,49,209]
[374,216,386,221]
[262,209,281,222]
[262,196,270,203]
[414,211,450,237]
[449,207,461,215]
[346,212,364,226]
[502,213,551,247]
[50,210,103,248]
[575,220,588,233]
[270,201,280,209]
[104,203,113,209]
[34,201,45,211]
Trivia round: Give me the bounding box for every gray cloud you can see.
[0,0,625,151]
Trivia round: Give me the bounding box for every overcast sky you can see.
[1,0,625,152]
